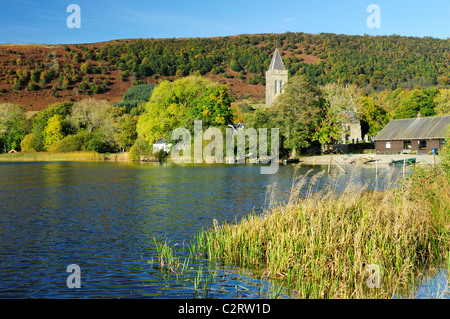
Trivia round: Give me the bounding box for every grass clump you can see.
[196,167,449,298]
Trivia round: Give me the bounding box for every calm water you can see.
[0,161,444,298]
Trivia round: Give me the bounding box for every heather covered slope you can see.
[1,32,450,110]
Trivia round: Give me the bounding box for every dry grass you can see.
[196,166,450,298]
[0,151,104,161]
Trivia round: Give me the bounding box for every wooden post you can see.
[403,155,406,178]
[328,155,332,174]
[375,152,378,176]
[333,157,347,174]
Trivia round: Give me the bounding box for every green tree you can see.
[271,76,327,156]
[433,89,450,116]
[357,97,390,137]
[0,103,28,152]
[43,114,65,150]
[394,88,439,119]
[29,101,73,151]
[314,83,363,144]
[80,62,90,74]
[115,114,138,151]
[20,133,37,152]
[136,75,235,148]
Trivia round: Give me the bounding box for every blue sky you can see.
[1,0,450,44]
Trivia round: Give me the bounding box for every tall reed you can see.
[196,166,450,298]
[0,151,104,161]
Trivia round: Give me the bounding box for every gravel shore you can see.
[298,154,441,165]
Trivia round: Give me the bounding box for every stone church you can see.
[265,48,362,143]
[265,48,288,108]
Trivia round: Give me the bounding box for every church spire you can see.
[268,47,285,71]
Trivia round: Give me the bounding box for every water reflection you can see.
[0,161,423,298]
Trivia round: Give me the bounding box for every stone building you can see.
[265,48,288,108]
[341,111,363,143]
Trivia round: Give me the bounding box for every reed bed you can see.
[196,166,450,298]
[0,151,105,161]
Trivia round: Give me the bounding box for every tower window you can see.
[280,81,283,94]
[274,80,278,94]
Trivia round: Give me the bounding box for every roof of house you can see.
[374,115,450,141]
[268,48,285,71]
[153,139,166,144]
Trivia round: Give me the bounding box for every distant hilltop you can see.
[1,32,450,110]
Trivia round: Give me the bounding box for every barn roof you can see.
[374,115,450,141]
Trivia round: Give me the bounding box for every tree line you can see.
[1,75,448,158]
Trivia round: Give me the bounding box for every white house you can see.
[152,139,172,153]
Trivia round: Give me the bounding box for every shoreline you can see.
[0,151,442,166]
[298,154,441,165]
[0,151,138,162]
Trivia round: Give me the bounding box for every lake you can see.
[0,161,446,298]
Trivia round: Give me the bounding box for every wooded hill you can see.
[1,32,450,110]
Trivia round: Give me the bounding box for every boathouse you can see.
[374,115,450,154]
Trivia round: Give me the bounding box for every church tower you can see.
[265,48,288,108]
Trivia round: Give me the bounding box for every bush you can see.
[441,126,450,173]
[85,131,118,153]
[129,137,151,161]
[27,82,38,91]
[20,133,37,152]
[47,131,92,152]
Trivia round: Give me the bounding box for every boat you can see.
[283,158,300,164]
[389,158,416,166]
[350,156,374,164]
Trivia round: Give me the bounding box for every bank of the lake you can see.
[0,151,140,162]
[299,154,441,165]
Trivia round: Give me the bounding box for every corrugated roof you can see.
[374,115,450,140]
[268,48,285,70]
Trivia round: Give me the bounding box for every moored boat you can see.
[389,158,416,166]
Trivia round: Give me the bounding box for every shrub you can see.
[27,82,38,91]
[20,133,37,152]
[85,131,118,153]
[47,131,92,152]
[441,125,450,173]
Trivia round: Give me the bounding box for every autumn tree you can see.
[313,83,363,144]
[43,114,65,149]
[270,75,327,157]
[394,88,439,119]
[136,76,235,148]
[357,97,390,137]
[115,114,138,151]
[69,98,109,132]
[433,89,450,115]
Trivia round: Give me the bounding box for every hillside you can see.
[1,32,450,110]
